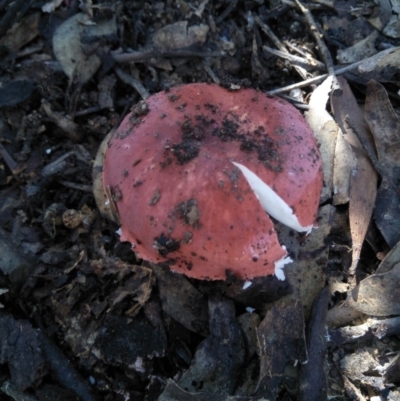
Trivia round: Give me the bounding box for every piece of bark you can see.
[150,263,209,336]
[178,297,245,395]
[0,227,38,286]
[256,301,307,395]
[0,314,46,391]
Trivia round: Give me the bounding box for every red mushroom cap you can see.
[102,83,322,280]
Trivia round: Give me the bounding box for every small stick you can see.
[112,48,225,63]
[255,15,287,52]
[255,15,309,80]
[294,0,335,75]
[283,40,320,61]
[203,62,220,84]
[267,58,369,95]
[263,45,326,70]
[281,0,326,10]
[0,143,18,173]
[114,67,150,100]
[215,0,239,24]
[59,181,93,192]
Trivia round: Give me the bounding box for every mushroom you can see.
[100,83,322,281]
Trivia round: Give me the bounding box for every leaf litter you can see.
[1,1,400,400]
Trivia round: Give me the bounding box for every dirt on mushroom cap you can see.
[102,83,322,280]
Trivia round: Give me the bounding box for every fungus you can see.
[101,83,322,281]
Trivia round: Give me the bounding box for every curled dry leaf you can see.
[331,76,378,274]
[306,75,336,202]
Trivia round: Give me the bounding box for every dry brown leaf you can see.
[348,263,400,316]
[332,129,357,205]
[377,240,400,274]
[348,157,377,274]
[365,80,400,171]
[337,31,379,64]
[331,77,378,274]
[326,300,365,329]
[356,47,400,83]
[365,80,400,247]
[0,13,40,51]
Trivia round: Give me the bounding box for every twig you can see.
[0,143,18,173]
[111,48,155,63]
[267,57,371,95]
[294,0,335,75]
[279,94,309,110]
[255,15,309,80]
[59,181,93,192]
[283,40,320,61]
[75,106,102,117]
[215,0,239,24]
[203,62,220,84]
[255,15,287,52]
[262,45,326,71]
[281,0,326,10]
[114,67,150,100]
[111,48,225,63]
[310,0,334,7]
